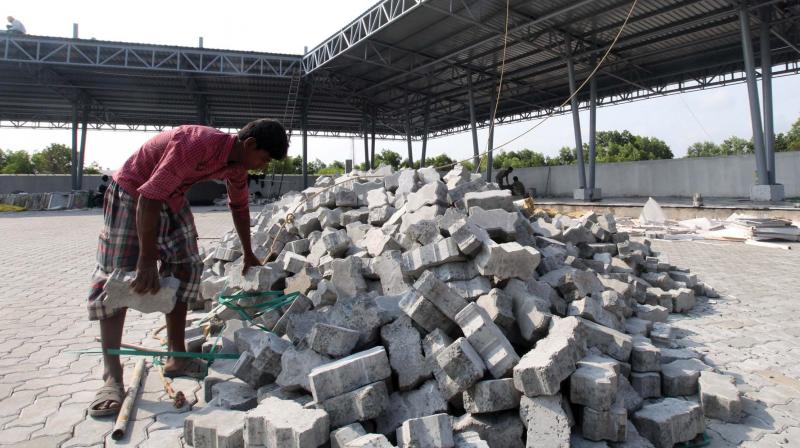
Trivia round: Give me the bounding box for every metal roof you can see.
[1,0,799,138]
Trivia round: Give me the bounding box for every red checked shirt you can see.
[114,125,249,219]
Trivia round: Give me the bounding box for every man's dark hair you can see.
[238,119,289,160]
[101,175,109,182]
[513,176,519,181]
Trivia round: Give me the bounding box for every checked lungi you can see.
[86,181,203,321]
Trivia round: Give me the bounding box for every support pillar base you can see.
[750,184,784,202]
[573,188,602,202]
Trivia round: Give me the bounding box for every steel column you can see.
[738,4,769,186]
[301,110,308,189]
[70,102,79,190]
[421,99,430,166]
[566,36,587,189]
[760,6,775,184]
[406,113,414,168]
[588,72,598,192]
[370,112,376,169]
[363,115,370,170]
[77,103,89,190]
[486,84,497,182]
[467,72,480,169]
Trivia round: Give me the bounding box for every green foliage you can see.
[373,149,402,170]
[31,143,72,174]
[686,141,721,158]
[1,150,35,174]
[594,130,673,162]
[0,148,6,170]
[492,149,548,169]
[685,136,753,158]
[424,154,455,168]
[318,160,345,175]
[307,158,327,174]
[83,162,103,174]
[776,116,800,152]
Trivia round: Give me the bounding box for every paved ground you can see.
[0,208,798,447]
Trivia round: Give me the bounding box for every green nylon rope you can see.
[217,290,300,332]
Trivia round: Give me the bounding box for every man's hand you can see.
[131,259,161,294]
[242,250,262,275]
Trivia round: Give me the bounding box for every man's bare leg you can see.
[96,309,127,410]
[163,300,188,373]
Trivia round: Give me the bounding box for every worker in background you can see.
[510,176,526,197]
[495,166,513,189]
[6,16,26,34]
[86,119,289,417]
[91,175,109,208]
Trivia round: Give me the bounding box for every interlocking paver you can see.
[0,209,798,446]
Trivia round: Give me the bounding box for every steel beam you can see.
[738,4,769,186]
[70,102,79,190]
[77,102,89,190]
[566,37,587,189]
[486,83,497,182]
[467,72,480,169]
[589,73,598,192]
[370,111,376,169]
[760,6,776,184]
[301,109,308,189]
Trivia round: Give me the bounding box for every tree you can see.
[776,116,800,152]
[549,146,577,165]
[686,141,721,158]
[31,143,72,174]
[718,136,753,156]
[1,150,35,174]
[373,149,402,170]
[424,154,455,168]
[307,158,327,174]
[492,149,548,168]
[594,130,673,163]
[0,149,6,171]
[318,160,345,175]
[83,162,103,174]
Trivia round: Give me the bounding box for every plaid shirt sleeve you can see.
[137,132,195,201]
[226,168,250,220]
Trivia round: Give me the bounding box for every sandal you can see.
[89,383,126,417]
[163,357,207,379]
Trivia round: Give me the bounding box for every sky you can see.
[2,0,799,171]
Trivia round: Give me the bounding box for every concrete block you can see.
[188,408,246,448]
[353,179,385,205]
[463,378,521,413]
[211,380,258,411]
[234,328,291,378]
[341,208,370,226]
[332,423,368,448]
[297,213,322,238]
[318,381,390,428]
[558,269,605,302]
[650,322,674,346]
[277,347,334,393]
[283,252,309,274]
[399,204,447,234]
[568,297,624,333]
[246,397,330,448]
[635,304,669,323]
[632,398,704,448]
[406,180,447,212]
[630,372,661,399]
[319,208,343,229]
[468,206,521,240]
[454,303,520,379]
[570,363,619,410]
[463,189,514,212]
[396,170,420,195]
[102,270,179,314]
[417,166,441,184]
[331,257,367,299]
[308,346,392,402]
[406,219,443,245]
[445,217,490,256]
[443,164,471,188]
[435,337,486,398]
[474,241,540,281]
[475,288,516,336]
[447,177,486,207]
[375,380,448,435]
[631,336,661,373]
[446,276,492,300]
[345,434,394,448]
[562,224,595,244]
[750,183,785,201]
[273,294,314,337]
[453,431,489,448]
[323,229,351,257]
[453,411,524,448]
[625,317,652,337]
[233,352,273,389]
[582,402,626,443]
[373,250,413,295]
[381,316,430,390]
[513,316,586,397]
[369,205,396,226]
[308,279,338,308]
[364,228,401,257]
[228,262,285,292]
[699,371,743,423]
[366,188,389,209]
[214,246,243,262]
[401,237,462,276]
[661,358,711,396]
[670,288,696,313]
[399,290,456,334]
[397,413,454,448]
[504,279,557,340]
[335,188,358,207]
[580,318,633,362]
[432,261,480,282]
[413,270,469,319]
[308,323,361,357]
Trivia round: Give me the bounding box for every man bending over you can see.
[86,119,288,416]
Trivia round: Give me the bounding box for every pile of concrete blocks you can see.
[182,165,738,448]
